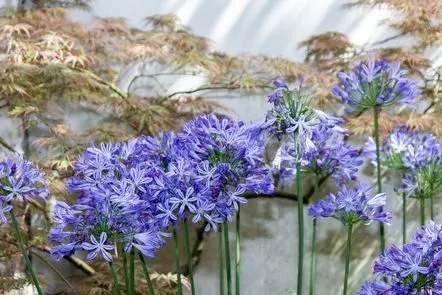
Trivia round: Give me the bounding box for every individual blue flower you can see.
[0,202,12,223]
[308,184,391,225]
[82,232,114,262]
[331,60,421,112]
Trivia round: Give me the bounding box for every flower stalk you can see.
[218,228,225,295]
[138,251,156,295]
[343,224,353,295]
[184,219,196,295]
[223,223,233,295]
[373,106,386,252]
[309,173,319,295]
[172,226,183,295]
[9,207,44,295]
[235,209,241,295]
[108,261,122,295]
[295,131,304,295]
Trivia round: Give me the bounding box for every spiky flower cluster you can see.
[331,60,421,112]
[359,221,442,294]
[50,113,274,262]
[50,140,171,262]
[273,124,363,185]
[363,126,416,170]
[401,132,442,200]
[265,79,347,142]
[308,184,392,226]
[178,113,274,230]
[266,79,362,185]
[0,155,47,224]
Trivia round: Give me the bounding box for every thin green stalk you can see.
[431,183,435,221]
[129,249,135,295]
[9,208,43,295]
[108,262,122,295]
[172,226,183,295]
[309,173,320,295]
[235,209,240,295]
[373,106,385,252]
[402,192,407,244]
[138,251,156,295]
[122,251,129,293]
[218,228,225,295]
[420,197,425,226]
[295,131,304,295]
[184,219,196,295]
[223,223,232,295]
[343,224,353,295]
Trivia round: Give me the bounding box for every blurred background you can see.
[0,0,440,294]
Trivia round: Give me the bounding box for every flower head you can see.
[331,60,421,112]
[359,221,442,294]
[308,184,391,226]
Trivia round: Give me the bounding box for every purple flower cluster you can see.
[308,184,392,226]
[273,124,363,185]
[50,140,171,262]
[178,113,274,230]
[265,79,347,141]
[359,221,442,294]
[0,155,47,224]
[331,60,421,112]
[363,126,416,170]
[401,132,442,200]
[50,113,274,262]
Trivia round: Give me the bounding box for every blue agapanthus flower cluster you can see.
[308,184,392,226]
[0,154,48,223]
[331,60,421,112]
[178,113,274,230]
[401,131,442,200]
[359,221,442,294]
[364,126,417,170]
[265,79,347,142]
[50,140,171,262]
[272,124,363,185]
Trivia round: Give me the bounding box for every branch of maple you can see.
[0,135,18,153]
[126,72,207,94]
[40,246,96,276]
[79,69,128,99]
[163,83,273,101]
[370,33,404,47]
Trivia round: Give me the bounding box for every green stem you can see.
[108,262,122,295]
[122,251,129,293]
[373,106,385,252]
[138,251,156,295]
[309,173,320,295]
[295,131,304,295]
[431,183,435,221]
[218,228,225,295]
[343,224,353,295]
[402,191,407,244]
[235,209,240,295]
[223,223,232,295]
[172,226,183,295]
[184,219,196,295]
[129,249,135,295]
[420,197,425,226]
[9,208,43,295]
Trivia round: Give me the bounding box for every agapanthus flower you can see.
[51,140,170,261]
[0,155,47,224]
[401,132,442,200]
[272,124,362,185]
[265,79,347,141]
[359,221,442,294]
[177,113,274,231]
[308,184,391,225]
[364,126,417,170]
[331,60,421,112]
